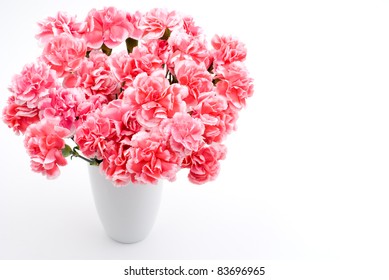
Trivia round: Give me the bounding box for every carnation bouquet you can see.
[2,7,253,186]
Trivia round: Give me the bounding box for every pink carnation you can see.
[75,100,142,185]
[24,119,69,179]
[140,8,183,40]
[38,87,85,131]
[99,141,133,186]
[168,31,210,66]
[84,7,132,49]
[142,39,173,65]
[215,62,254,110]
[174,60,213,107]
[211,35,247,66]
[2,96,40,134]
[63,50,120,96]
[163,84,188,117]
[109,47,163,90]
[108,51,133,90]
[184,143,227,184]
[76,94,109,123]
[74,112,112,159]
[223,105,239,135]
[41,33,87,77]
[130,45,164,76]
[159,112,204,156]
[126,11,144,40]
[9,60,57,108]
[126,131,180,184]
[96,100,142,186]
[123,71,172,128]
[192,92,230,143]
[36,11,86,44]
[100,99,142,140]
[182,16,202,36]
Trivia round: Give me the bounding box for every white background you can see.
[0,0,389,262]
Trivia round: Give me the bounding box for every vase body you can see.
[88,166,163,243]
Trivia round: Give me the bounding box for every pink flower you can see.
[84,7,132,49]
[24,118,70,179]
[211,35,247,66]
[159,112,204,156]
[184,143,227,184]
[99,141,133,186]
[38,87,85,131]
[123,71,171,128]
[126,131,180,184]
[63,50,120,96]
[168,31,210,66]
[223,105,239,135]
[182,16,202,36]
[2,96,40,134]
[74,111,112,159]
[36,11,86,44]
[92,100,141,186]
[140,8,183,40]
[109,47,163,90]
[75,100,142,182]
[41,33,87,77]
[215,62,254,110]
[142,39,173,65]
[9,60,57,108]
[126,11,144,39]
[174,60,213,107]
[130,45,164,76]
[100,100,142,140]
[108,51,133,89]
[163,84,188,118]
[192,92,229,143]
[76,94,109,123]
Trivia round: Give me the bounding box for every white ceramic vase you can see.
[88,165,163,244]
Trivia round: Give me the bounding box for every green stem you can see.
[161,28,171,40]
[125,37,138,54]
[62,144,101,166]
[73,150,101,166]
[101,43,112,56]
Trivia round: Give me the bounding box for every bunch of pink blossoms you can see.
[2,7,253,185]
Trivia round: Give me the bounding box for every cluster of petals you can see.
[184,143,227,184]
[35,12,86,44]
[211,35,247,66]
[9,60,57,108]
[74,111,111,159]
[38,87,85,131]
[192,92,231,143]
[64,50,120,96]
[139,8,183,40]
[75,100,141,185]
[109,47,163,90]
[159,112,204,156]
[3,96,40,134]
[2,7,253,185]
[126,130,180,184]
[24,118,70,179]
[41,33,87,77]
[174,60,213,107]
[168,31,210,66]
[215,62,254,110]
[3,61,57,134]
[84,7,132,49]
[123,71,187,128]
